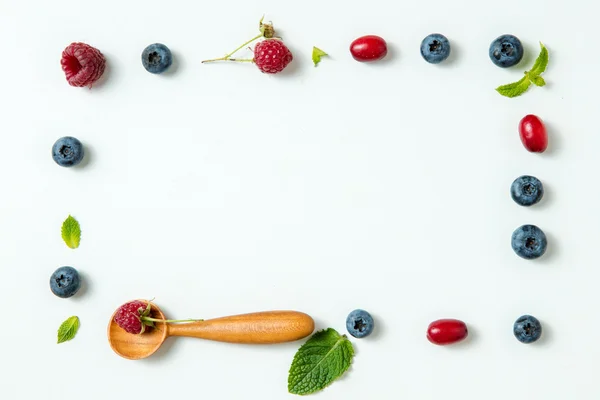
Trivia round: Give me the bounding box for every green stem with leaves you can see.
[496,42,549,98]
[142,317,203,324]
[202,34,262,63]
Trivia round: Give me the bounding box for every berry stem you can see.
[228,58,254,62]
[202,34,262,63]
[142,317,203,324]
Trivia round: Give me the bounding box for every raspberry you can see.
[113,300,151,334]
[113,300,203,335]
[201,17,293,74]
[61,42,106,88]
[253,39,293,74]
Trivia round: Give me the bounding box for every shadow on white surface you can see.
[142,335,179,363]
[452,324,478,349]
[382,42,398,65]
[531,180,553,211]
[538,230,558,265]
[442,39,460,67]
[517,41,536,69]
[367,312,383,341]
[543,120,561,156]
[535,319,551,347]
[74,143,93,170]
[278,41,303,78]
[162,50,182,77]
[311,316,327,332]
[70,269,90,301]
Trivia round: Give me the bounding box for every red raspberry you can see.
[61,42,106,88]
[253,39,293,74]
[113,300,151,334]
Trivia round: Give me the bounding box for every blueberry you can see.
[420,33,451,64]
[489,34,523,68]
[511,175,544,206]
[52,136,84,167]
[49,266,81,298]
[142,43,173,74]
[346,309,374,338]
[513,315,542,343]
[511,224,547,260]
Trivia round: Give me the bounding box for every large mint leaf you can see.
[288,328,354,395]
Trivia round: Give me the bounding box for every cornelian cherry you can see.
[350,35,388,62]
[427,319,468,345]
[519,115,548,153]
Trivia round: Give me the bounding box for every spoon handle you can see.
[167,311,315,344]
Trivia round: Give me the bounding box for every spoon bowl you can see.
[108,300,168,360]
[108,300,315,360]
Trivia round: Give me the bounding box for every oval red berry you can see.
[519,115,548,153]
[350,35,388,62]
[427,319,468,345]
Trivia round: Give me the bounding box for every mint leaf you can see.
[312,46,328,66]
[57,316,80,344]
[528,42,548,77]
[495,41,549,98]
[530,75,546,87]
[496,75,531,98]
[61,215,81,249]
[288,328,354,395]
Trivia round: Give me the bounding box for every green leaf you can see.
[288,328,354,395]
[495,41,549,98]
[530,75,546,87]
[528,42,549,77]
[57,316,80,344]
[495,75,531,98]
[61,215,81,249]
[312,46,328,66]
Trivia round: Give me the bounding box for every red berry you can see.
[61,42,106,88]
[113,300,150,334]
[350,35,388,62]
[519,114,548,153]
[427,319,468,345]
[253,39,293,74]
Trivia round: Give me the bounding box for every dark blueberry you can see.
[511,175,544,206]
[52,136,84,167]
[142,43,173,74]
[513,315,542,343]
[511,224,547,260]
[489,34,523,68]
[420,33,451,64]
[346,309,374,338]
[50,266,81,298]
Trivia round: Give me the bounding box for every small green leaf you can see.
[61,215,81,249]
[312,46,328,66]
[528,42,549,77]
[288,328,354,395]
[496,75,531,98]
[57,316,80,344]
[530,75,546,87]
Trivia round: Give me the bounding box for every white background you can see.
[0,0,597,398]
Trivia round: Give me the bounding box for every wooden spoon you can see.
[107,300,315,360]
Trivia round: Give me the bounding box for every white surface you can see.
[0,0,597,398]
